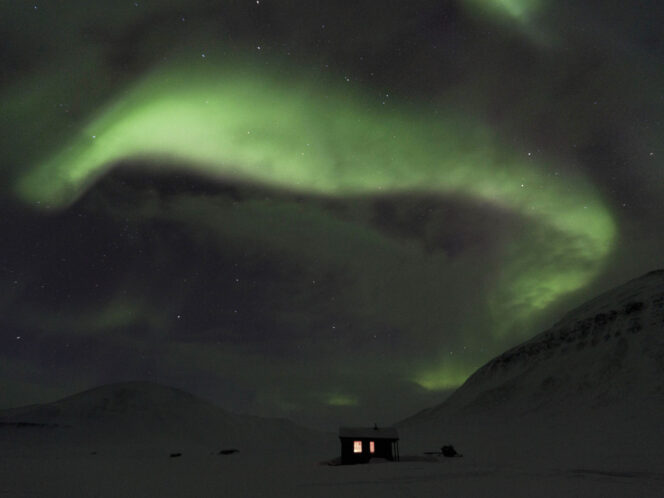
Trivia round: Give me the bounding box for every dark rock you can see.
[441,445,462,457]
[219,448,240,455]
[624,302,644,314]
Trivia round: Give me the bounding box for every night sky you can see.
[1,0,663,429]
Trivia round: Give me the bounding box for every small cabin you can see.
[338,426,400,464]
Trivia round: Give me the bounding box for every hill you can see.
[399,270,664,470]
[0,381,334,457]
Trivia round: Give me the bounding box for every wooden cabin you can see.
[338,426,399,464]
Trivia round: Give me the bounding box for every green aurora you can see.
[461,0,548,43]
[464,0,543,23]
[13,56,616,391]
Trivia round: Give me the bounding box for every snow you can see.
[1,452,662,497]
[2,271,664,496]
[0,381,332,454]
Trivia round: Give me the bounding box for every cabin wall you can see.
[374,439,393,460]
[339,437,396,464]
[340,439,370,464]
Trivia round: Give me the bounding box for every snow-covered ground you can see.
[1,450,662,497]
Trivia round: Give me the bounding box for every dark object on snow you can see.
[338,426,400,465]
[169,452,182,458]
[219,448,239,455]
[441,445,462,457]
[0,421,60,429]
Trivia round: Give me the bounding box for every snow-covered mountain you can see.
[399,270,664,468]
[0,381,334,456]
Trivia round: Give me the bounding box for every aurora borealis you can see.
[15,58,616,324]
[1,0,663,428]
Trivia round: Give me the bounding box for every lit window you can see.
[353,441,362,453]
[370,441,375,453]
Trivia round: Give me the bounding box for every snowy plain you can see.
[2,448,663,498]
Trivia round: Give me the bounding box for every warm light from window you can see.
[353,441,362,453]
[370,441,375,453]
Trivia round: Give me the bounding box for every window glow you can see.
[353,441,362,453]
[370,441,375,453]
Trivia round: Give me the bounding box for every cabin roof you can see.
[338,426,399,440]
